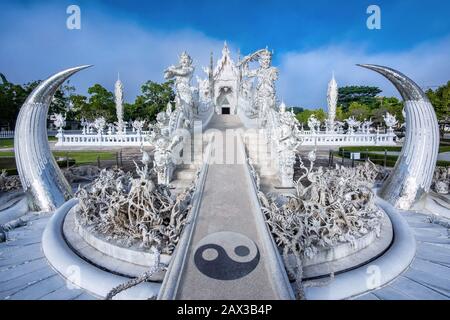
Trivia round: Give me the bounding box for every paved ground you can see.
[356,210,450,300]
[0,214,95,300]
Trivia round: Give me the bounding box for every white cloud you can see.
[277,37,450,109]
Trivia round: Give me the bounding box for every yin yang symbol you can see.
[194,231,260,280]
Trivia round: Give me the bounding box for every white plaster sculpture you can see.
[383,112,398,133]
[76,164,195,254]
[433,167,449,194]
[257,158,385,299]
[115,74,125,134]
[164,52,195,132]
[52,113,66,132]
[327,73,338,132]
[148,110,183,185]
[0,170,22,192]
[132,120,146,134]
[346,116,361,135]
[240,48,278,122]
[93,117,106,135]
[307,115,321,133]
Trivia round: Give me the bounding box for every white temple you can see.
[210,42,240,115]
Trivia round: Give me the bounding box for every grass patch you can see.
[334,149,450,168]
[0,136,57,149]
[0,151,116,173]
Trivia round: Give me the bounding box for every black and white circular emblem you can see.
[194,231,260,280]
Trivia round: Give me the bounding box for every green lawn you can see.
[0,151,116,174]
[0,137,57,149]
[335,147,450,168]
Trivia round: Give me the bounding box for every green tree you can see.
[370,96,404,126]
[348,102,371,121]
[338,86,382,112]
[129,80,175,122]
[72,84,115,122]
[426,81,450,121]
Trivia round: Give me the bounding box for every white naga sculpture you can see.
[164,52,195,132]
[240,48,278,122]
[326,73,338,132]
[52,113,66,136]
[115,74,125,134]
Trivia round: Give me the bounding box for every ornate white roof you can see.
[213,42,239,82]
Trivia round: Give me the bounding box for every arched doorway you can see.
[216,86,233,115]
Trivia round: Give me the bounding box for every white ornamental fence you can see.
[298,131,398,146]
[55,133,150,147]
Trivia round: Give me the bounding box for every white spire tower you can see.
[115,73,124,133]
[327,72,338,130]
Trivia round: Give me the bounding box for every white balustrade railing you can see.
[55,133,150,147]
[298,132,397,146]
[0,131,15,139]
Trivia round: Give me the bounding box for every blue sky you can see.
[0,0,449,108]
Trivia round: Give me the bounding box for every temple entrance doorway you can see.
[216,86,235,115]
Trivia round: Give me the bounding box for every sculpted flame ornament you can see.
[358,64,440,209]
[14,65,91,211]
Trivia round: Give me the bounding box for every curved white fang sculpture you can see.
[14,66,92,211]
[358,64,440,210]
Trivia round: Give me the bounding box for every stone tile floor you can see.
[356,210,450,300]
[0,209,448,300]
[0,214,95,300]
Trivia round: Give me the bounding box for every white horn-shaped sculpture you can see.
[358,64,440,210]
[14,66,92,211]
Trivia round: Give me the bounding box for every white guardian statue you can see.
[164,52,195,131]
[240,48,278,122]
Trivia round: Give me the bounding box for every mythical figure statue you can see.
[275,108,303,187]
[383,112,398,132]
[240,48,278,122]
[52,113,66,131]
[307,115,321,133]
[148,109,183,185]
[164,52,195,131]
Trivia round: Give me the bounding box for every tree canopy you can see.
[338,86,382,112]
[0,73,175,129]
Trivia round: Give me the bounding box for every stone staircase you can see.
[170,135,205,194]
